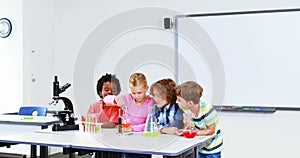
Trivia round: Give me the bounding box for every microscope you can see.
[51,76,79,131]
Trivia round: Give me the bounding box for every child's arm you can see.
[160,127,178,135]
[197,123,216,136]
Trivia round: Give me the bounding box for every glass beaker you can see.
[182,109,194,129]
[120,106,132,135]
[143,106,160,137]
[121,106,131,129]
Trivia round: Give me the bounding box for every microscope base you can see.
[52,124,79,131]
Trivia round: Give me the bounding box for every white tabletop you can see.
[0,114,66,157]
[0,128,214,156]
[0,114,59,126]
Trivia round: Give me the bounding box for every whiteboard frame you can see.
[175,8,300,109]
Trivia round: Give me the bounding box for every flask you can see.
[183,109,194,129]
[143,106,160,137]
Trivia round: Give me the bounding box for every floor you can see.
[0,153,25,158]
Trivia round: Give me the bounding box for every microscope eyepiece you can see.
[59,83,71,93]
[53,76,71,98]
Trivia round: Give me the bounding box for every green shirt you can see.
[193,100,223,154]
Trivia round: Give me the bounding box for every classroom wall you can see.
[220,111,300,158]
[25,0,300,116]
[23,0,54,108]
[2,0,300,157]
[0,0,23,113]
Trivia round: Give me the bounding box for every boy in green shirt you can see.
[175,81,223,158]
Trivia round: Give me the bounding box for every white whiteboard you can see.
[176,9,300,107]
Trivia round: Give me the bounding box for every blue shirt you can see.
[154,103,184,129]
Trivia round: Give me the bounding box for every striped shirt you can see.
[193,100,223,154]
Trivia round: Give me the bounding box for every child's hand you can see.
[184,122,194,129]
[114,96,125,106]
[175,129,184,136]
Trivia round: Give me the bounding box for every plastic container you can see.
[183,129,197,138]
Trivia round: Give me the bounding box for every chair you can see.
[18,106,47,116]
